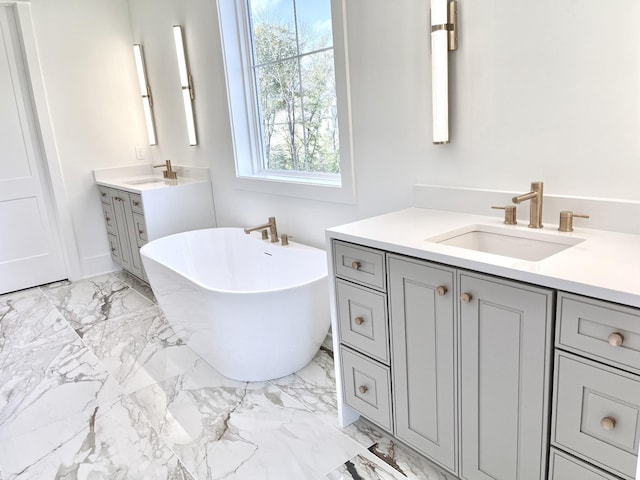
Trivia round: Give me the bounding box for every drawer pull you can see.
[105,216,111,222]
[358,385,368,394]
[460,292,473,303]
[138,229,145,235]
[354,316,365,326]
[608,332,624,347]
[436,285,448,296]
[351,261,361,270]
[600,416,617,431]
[100,191,106,197]
[133,200,140,207]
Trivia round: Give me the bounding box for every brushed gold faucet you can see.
[244,217,279,243]
[153,160,178,179]
[512,181,544,228]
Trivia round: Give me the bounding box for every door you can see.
[388,255,457,473]
[459,271,553,480]
[0,5,66,294]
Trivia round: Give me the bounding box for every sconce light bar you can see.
[173,25,197,146]
[133,44,157,146]
[430,0,458,145]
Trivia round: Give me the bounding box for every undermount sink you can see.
[428,224,584,261]
[124,177,169,186]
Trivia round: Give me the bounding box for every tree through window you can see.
[248,0,339,174]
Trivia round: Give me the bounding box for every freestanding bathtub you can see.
[140,228,330,382]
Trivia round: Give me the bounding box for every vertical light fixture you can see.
[133,44,157,146]
[173,25,197,146]
[430,0,458,144]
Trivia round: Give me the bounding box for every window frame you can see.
[217,0,355,203]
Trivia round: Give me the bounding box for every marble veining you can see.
[0,273,453,479]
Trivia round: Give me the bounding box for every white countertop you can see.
[93,164,210,194]
[326,207,640,308]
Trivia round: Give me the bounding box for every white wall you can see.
[24,0,640,271]
[126,0,639,250]
[27,0,148,276]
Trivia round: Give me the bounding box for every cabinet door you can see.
[109,190,144,279]
[459,272,553,480]
[388,255,457,473]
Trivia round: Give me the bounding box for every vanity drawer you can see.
[557,292,640,375]
[552,352,640,480]
[336,279,389,364]
[333,241,386,291]
[107,233,122,265]
[97,185,110,203]
[548,448,620,480]
[101,202,117,235]
[132,213,147,247]
[129,193,144,214]
[341,346,392,432]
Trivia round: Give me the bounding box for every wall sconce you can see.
[173,25,197,146]
[133,44,157,146]
[430,0,458,144]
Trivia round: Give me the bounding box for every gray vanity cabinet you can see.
[459,272,554,480]
[99,185,146,280]
[388,255,457,473]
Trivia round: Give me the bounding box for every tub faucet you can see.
[244,217,279,243]
[512,181,544,228]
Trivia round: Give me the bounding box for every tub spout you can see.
[244,217,279,243]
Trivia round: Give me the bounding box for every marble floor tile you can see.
[42,273,153,337]
[268,346,339,423]
[322,450,409,480]
[113,270,156,302]
[0,395,195,479]
[130,367,363,480]
[77,304,202,394]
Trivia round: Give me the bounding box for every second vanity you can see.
[94,164,216,281]
[326,207,640,480]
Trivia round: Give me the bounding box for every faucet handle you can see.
[492,205,517,225]
[558,211,589,232]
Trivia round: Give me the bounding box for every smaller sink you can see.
[428,224,584,261]
[124,177,169,186]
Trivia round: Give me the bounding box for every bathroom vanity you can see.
[94,165,215,281]
[326,207,640,480]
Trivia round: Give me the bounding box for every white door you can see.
[0,5,66,294]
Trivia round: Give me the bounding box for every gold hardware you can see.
[358,385,368,395]
[138,228,144,235]
[351,261,361,271]
[512,181,544,229]
[355,316,365,325]
[558,211,589,232]
[491,205,517,225]
[608,332,624,347]
[600,416,616,431]
[101,191,106,197]
[110,246,116,253]
[153,160,178,179]
[460,292,472,303]
[133,200,140,207]
[280,234,292,246]
[431,0,458,51]
[244,217,279,243]
[261,229,269,240]
[436,286,448,296]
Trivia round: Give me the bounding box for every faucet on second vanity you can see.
[512,181,544,228]
[244,217,279,243]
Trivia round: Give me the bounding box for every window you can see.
[218,0,354,203]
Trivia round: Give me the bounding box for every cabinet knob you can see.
[436,286,448,296]
[358,385,368,395]
[100,191,106,197]
[138,229,145,236]
[354,316,365,326]
[133,200,140,207]
[608,332,624,347]
[351,261,361,270]
[600,416,617,431]
[110,246,116,253]
[105,216,111,222]
[460,292,473,303]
